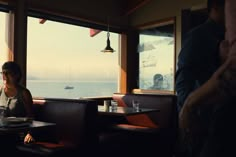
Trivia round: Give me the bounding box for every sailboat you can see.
[64,85,74,90]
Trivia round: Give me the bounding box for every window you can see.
[138,19,175,93]
[0,9,11,69]
[0,5,13,85]
[27,16,120,98]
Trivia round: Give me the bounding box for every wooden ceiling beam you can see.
[124,0,151,16]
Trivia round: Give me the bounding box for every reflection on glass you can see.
[139,23,175,91]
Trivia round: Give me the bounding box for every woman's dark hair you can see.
[2,61,22,82]
[207,0,225,12]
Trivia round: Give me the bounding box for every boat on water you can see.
[64,86,74,90]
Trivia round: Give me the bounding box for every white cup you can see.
[103,100,110,111]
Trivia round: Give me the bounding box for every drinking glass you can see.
[111,100,118,110]
[132,100,140,111]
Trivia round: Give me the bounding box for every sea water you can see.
[27,80,117,99]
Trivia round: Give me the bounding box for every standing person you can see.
[175,0,225,112]
[174,0,225,157]
[0,61,35,151]
[180,0,236,156]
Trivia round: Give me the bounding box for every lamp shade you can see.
[101,20,115,54]
[101,36,115,53]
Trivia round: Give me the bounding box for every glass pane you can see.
[0,12,9,69]
[27,16,119,98]
[139,24,175,91]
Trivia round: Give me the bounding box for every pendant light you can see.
[101,19,115,53]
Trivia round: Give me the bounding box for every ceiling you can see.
[0,0,152,29]
[124,0,152,15]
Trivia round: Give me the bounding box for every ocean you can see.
[27,80,118,99]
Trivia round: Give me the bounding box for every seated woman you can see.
[0,61,34,143]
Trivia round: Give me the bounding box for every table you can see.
[0,120,56,135]
[98,106,160,116]
[97,105,161,139]
[0,120,56,155]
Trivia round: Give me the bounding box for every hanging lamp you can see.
[101,19,115,53]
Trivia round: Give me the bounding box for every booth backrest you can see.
[32,98,98,151]
[112,93,177,129]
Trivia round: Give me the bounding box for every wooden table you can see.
[98,106,160,116]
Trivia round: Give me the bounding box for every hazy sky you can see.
[0,13,8,64]
[27,16,119,81]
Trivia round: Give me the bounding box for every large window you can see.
[0,11,10,68]
[27,16,120,98]
[138,19,175,93]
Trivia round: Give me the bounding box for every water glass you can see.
[111,100,118,110]
[132,100,140,111]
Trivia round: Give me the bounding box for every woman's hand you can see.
[24,133,35,144]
